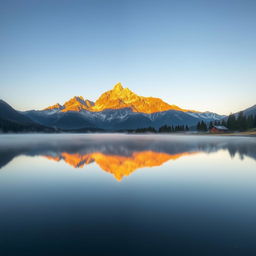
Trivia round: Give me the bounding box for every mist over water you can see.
[0,134,256,256]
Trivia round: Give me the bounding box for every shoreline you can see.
[0,131,256,137]
[208,131,256,137]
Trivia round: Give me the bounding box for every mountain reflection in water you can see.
[0,134,255,180]
[44,151,196,180]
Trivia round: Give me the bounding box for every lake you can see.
[0,134,256,256]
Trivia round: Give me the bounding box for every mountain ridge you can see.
[44,82,198,114]
[0,100,55,132]
[1,83,255,132]
[24,106,224,130]
[1,82,226,130]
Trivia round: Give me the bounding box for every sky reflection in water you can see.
[0,134,256,256]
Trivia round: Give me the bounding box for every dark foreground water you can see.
[0,134,256,256]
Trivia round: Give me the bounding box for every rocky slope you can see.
[44,83,195,114]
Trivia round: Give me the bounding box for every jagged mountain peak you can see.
[92,83,192,113]
[43,82,197,114]
[113,82,124,91]
[109,82,136,99]
[45,96,95,112]
[44,103,63,111]
[72,96,85,101]
[64,96,85,106]
[92,84,141,112]
[62,96,94,112]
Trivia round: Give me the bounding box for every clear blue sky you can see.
[0,0,255,114]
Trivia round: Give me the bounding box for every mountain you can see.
[239,104,256,117]
[223,104,256,121]
[186,111,224,121]
[0,99,35,124]
[0,100,54,132]
[0,83,228,131]
[24,105,223,131]
[20,83,225,130]
[44,83,195,114]
[45,96,95,112]
[44,103,64,111]
[92,82,193,113]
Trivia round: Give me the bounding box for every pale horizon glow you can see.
[0,0,256,115]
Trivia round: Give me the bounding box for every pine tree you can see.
[227,114,236,131]
[197,121,207,132]
[209,121,213,130]
[237,111,247,131]
[196,122,201,131]
[202,121,208,131]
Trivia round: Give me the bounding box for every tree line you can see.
[0,118,55,133]
[196,111,256,132]
[226,112,256,131]
[131,111,256,134]
[129,125,189,133]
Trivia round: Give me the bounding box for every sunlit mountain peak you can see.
[44,103,63,111]
[43,82,198,114]
[61,96,94,112]
[92,83,188,113]
[113,82,124,91]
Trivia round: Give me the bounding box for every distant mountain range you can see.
[0,83,255,132]
[234,104,256,117]
[0,100,54,132]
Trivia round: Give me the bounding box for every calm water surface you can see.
[0,134,256,256]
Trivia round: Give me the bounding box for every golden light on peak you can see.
[44,82,198,113]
